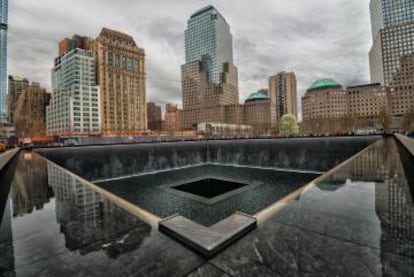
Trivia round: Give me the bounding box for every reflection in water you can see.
[0,154,17,275]
[11,152,52,217]
[1,151,151,274]
[98,164,318,226]
[317,138,414,275]
[321,138,402,184]
[0,199,14,275]
[46,160,151,257]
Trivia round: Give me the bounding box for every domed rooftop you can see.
[245,91,269,103]
[308,78,342,91]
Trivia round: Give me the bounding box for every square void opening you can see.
[172,178,248,199]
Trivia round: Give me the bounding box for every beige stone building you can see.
[302,79,387,134]
[164,103,182,132]
[181,89,276,134]
[302,55,414,134]
[181,61,238,129]
[13,81,50,137]
[92,28,146,135]
[242,91,276,133]
[346,83,387,132]
[269,71,297,121]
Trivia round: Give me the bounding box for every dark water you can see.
[97,165,319,226]
[0,152,171,276]
[173,178,248,198]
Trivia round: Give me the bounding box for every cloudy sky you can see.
[8,0,372,116]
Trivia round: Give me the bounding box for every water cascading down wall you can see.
[35,136,381,182]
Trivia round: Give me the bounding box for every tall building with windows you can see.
[387,54,414,116]
[7,75,29,124]
[269,71,297,121]
[181,6,238,129]
[13,80,50,137]
[369,0,414,85]
[92,28,146,134]
[185,5,233,84]
[46,36,101,136]
[301,79,387,134]
[163,103,182,132]
[147,102,161,131]
[0,0,8,124]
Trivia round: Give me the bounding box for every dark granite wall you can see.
[207,137,380,171]
[37,142,207,181]
[36,137,380,182]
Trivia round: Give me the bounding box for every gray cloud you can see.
[8,0,371,117]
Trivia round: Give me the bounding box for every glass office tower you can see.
[369,0,414,85]
[0,0,8,124]
[184,5,233,83]
[181,5,239,129]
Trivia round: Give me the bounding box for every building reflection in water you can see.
[3,150,151,264]
[0,199,15,276]
[0,152,18,276]
[46,160,151,258]
[317,138,414,275]
[10,152,52,217]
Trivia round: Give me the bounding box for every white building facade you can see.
[47,48,100,136]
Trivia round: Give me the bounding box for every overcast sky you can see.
[8,0,372,115]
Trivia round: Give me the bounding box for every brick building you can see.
[147,102,162,131]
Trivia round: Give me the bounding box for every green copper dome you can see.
[308,78,342,91]
[245,91,269,103]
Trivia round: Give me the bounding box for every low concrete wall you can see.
[395,134,414,157]
[0,148,19,172]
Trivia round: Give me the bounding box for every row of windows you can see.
[106,53,140,71]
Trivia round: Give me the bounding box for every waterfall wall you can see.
[36,137,380,182]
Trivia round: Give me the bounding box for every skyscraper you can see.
[269,71,298,121]
[7,75,29,124]
[46,36,101,136]
[369,0,414,85]
[92,28,147,134]
[181,5,238,129]
[185,5,233,84]
[387,54,414,116]
[0,0,8,124]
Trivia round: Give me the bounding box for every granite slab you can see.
[159,212,257,257]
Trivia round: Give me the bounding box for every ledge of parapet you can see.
[395,134,414,157]
[0,148,20,172]
[159,212,257,257]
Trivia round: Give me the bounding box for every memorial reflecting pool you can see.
[0,136,413,276]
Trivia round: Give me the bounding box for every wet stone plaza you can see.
[0,136,414,276]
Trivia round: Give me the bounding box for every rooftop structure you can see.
[308,78,343,91]
[245,91,269,103]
